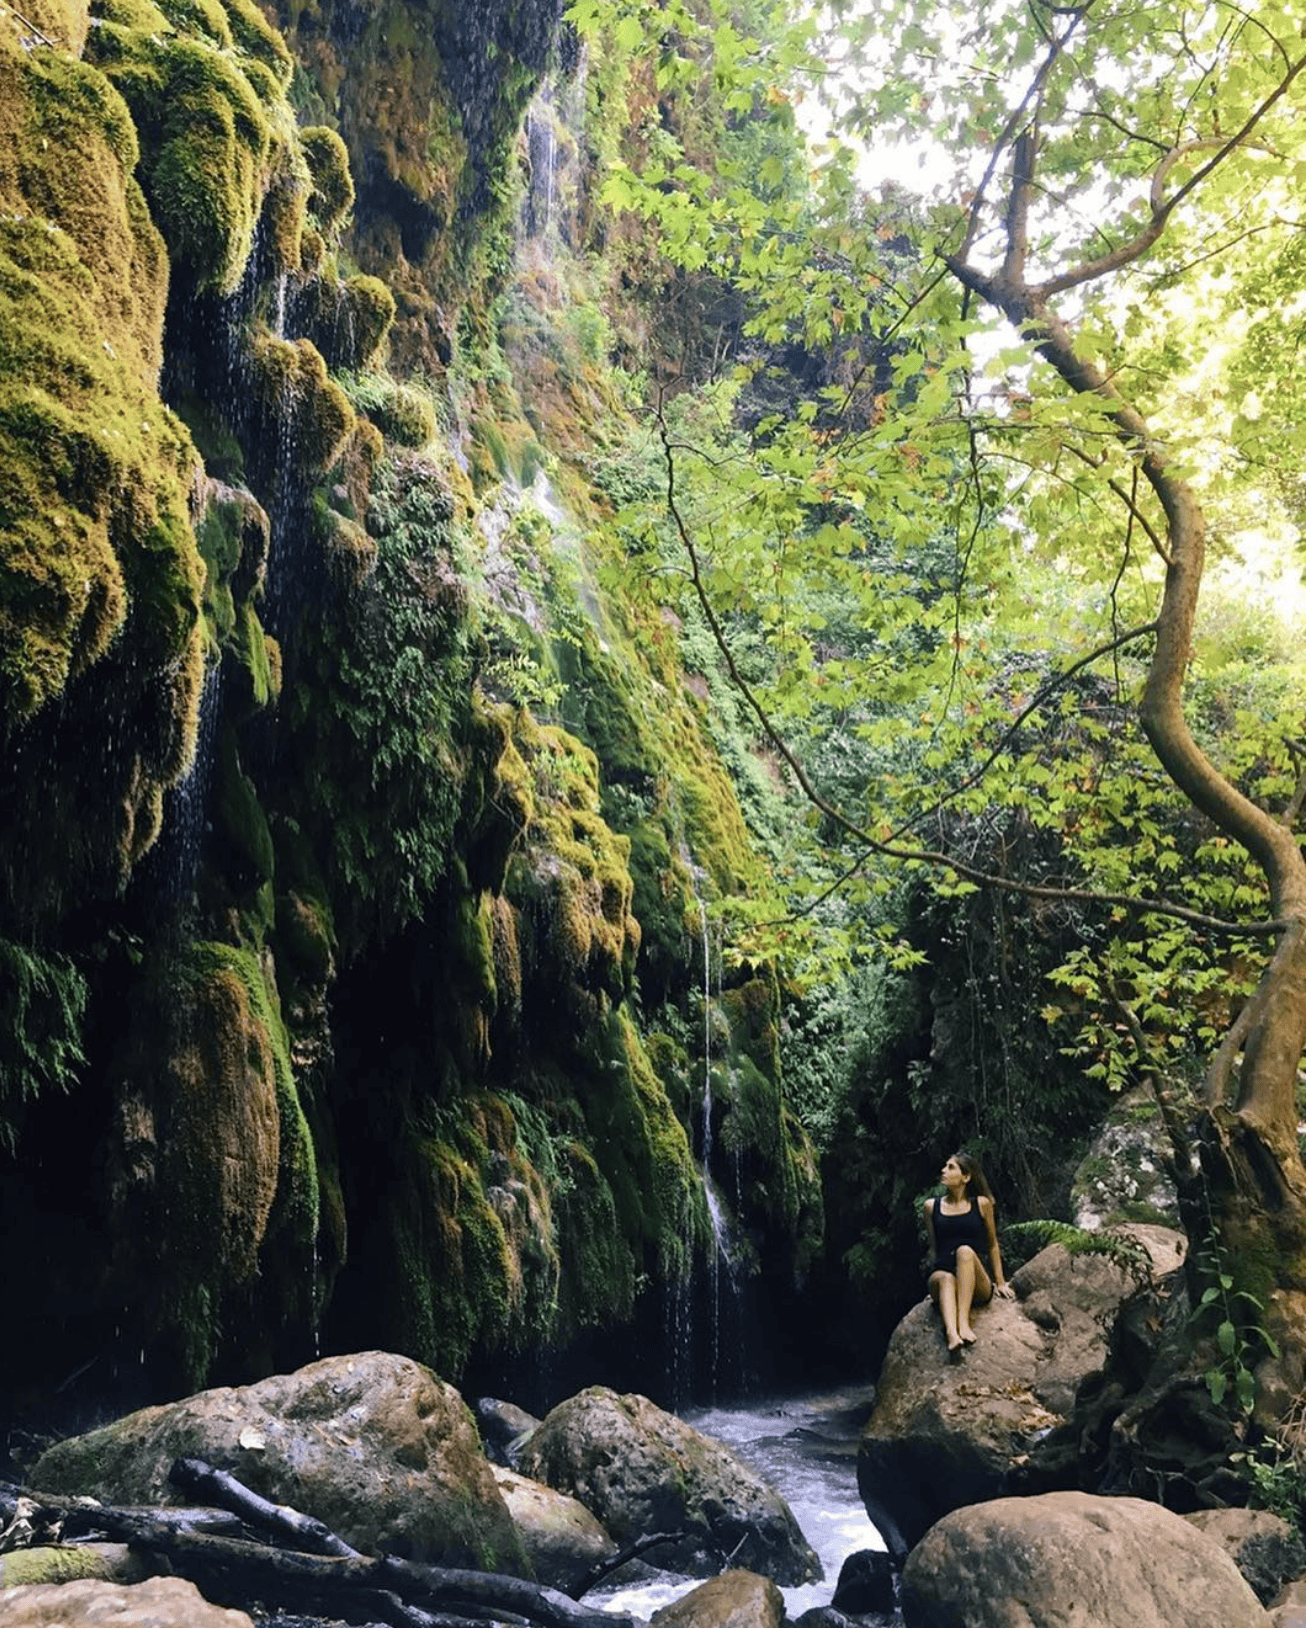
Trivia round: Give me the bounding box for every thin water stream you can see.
[589,1384,890,1621]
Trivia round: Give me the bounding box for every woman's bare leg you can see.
[929,1270,962,1351]
[955,1245,992,1344]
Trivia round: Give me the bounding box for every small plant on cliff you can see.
[1233,1434,1306,1533]
[0,940,88,1149]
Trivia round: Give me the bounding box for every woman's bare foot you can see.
[959,1329,976,1346]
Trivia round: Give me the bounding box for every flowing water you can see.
[589,1383,892,1621]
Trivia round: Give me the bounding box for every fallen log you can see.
[0,1478,641,1628]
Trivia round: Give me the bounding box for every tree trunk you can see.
[947,184,1306,1427]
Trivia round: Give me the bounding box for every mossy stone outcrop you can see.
[29,1351,530,1575]
[0,0,835,1426]
[0,23,206,924]
[86,0,298,293]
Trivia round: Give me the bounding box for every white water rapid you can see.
[589,1384,890,1621]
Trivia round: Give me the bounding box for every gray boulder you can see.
[1271,1577,1306,1626]
[0,1576,253,1626]
[857,1229,1183,1556]
[491,1465,618,1591]
[28,1351,529,1575]
[518,1386,820,1585]
[1071,1088,1180,1230]
[831,1547,896,1615]
[476,1396,541,1466]
[900,1490,1272,1627]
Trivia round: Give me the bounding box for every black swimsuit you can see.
[929,1196,989,1275]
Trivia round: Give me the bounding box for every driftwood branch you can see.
[168,1457,361,1558]
[565,1531,686,1599]
[0,1474,638,1628]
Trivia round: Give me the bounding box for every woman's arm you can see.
[979,1196,1014,1297]
[923,1199,936,1265]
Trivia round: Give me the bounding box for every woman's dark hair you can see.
[953,1151,995,1206]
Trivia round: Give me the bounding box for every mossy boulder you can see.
[518,1387,820,1585]
[29,1351,531,1574]
[244,329,355,475]
[86,0,292,294]
[298,272,397,370]
[300,124,354,235]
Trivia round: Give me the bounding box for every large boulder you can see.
[0,1576,252,1626]
[491,1465,618,1591]
[517,1386,820,1585]
[28,1352,528,1574]
[857,1229,1183,1556]
[900,1491,1273,1627]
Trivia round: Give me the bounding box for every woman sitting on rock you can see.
[924,1152,1013,1360]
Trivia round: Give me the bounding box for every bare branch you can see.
[892,617,1159,843]
[1035,55,1306,297]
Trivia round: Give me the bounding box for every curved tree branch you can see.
[944,39,1306,1142]
[1034,56,1306,297]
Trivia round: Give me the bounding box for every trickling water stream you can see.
[588,1384,892,1622]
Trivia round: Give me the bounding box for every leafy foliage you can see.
[278,456,478,957]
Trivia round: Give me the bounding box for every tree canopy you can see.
[571,0,1306,1412]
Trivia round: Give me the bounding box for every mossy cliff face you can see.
[103,940,318,1391]
[269,0,561,366]
[0,0,828,1417]
[0,13,205,918]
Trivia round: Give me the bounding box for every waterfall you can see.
[129,660,224,906]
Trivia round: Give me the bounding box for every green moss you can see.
[722,968,782,1087]
[214,723,275,887]
[0,938,88,1151]
[342,371,439,447]
[94,34,272,293]
[195,482,270,652]
[262,149,312,276]
[244,329,355,473]
[301,124,355,235]
[86,0,304,293]
[189,937,321,1270]
[275,889,336,986]
[0,36,206,908]
[552,1137,637,1333]
[230,599,278,712]
[452,889,497,1005]
[0,1548,115,1587]
[274,452,474,957]
[568,1006,705,1282]
[378,1097,561,1379]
